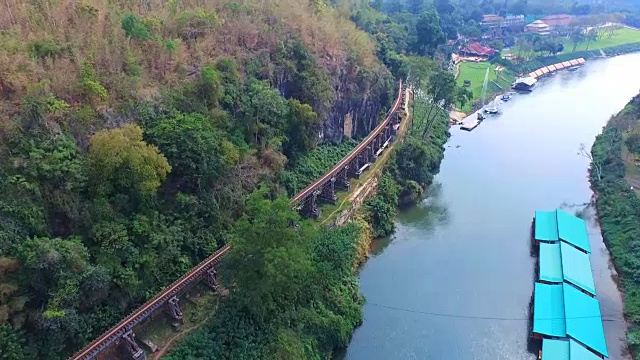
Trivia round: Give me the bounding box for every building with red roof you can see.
[458,42,497,58]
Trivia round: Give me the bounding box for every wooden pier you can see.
[460,115,481,131]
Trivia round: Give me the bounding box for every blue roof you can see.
[542,339,569,360]
[569,339,603,360]
[542,339,604,360]
[563,283,608,357]
[535,210,559,241]
[556,209,591,253]
[560,242,596,295]
[539,243,563,283]
[533,283,566,337]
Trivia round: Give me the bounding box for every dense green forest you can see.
[0,0,471,357]
[590,92,640,357]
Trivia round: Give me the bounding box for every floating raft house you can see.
[533,283,608,357]
[538,242,596,296]
[532,209,608,359]
[533,209,591,253]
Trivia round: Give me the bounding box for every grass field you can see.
[504,27,640,58]
[564,27,640,53]
[456,62,515,113]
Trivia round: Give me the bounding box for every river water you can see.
[344,53,640,360]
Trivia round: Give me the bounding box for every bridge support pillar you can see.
[336,168,350,190]
[318,178,337,204]
[301,192,321,218]
[373,135,381,153]
[205,268,219,292]
[121,330,146,360]
[165,296,183,322]
[364,145,375,164]
[348,156,361,177]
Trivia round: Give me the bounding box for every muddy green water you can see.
[344,53,640,360]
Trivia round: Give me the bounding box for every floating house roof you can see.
[560,242,596,295]
[542,338,603,360]
[563,283,608,357]
[515,77,538,87]
[533,283,566,337]
[539,243,563,283]
[542,339,569,360]
[556,209,591,253]
[535,210,558,241]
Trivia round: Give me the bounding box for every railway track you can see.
[69,81,405,360]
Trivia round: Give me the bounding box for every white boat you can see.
[484,106,499,114]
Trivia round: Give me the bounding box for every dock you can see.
[527,58,586,80]
[460,114,481,131]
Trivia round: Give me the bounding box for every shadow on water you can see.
[396,182,450,228]
[369,182,450,257]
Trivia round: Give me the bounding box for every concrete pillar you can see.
[301,192,321,218]
[121,330,146,360]
[205,268,219,291]
[365,145,375,163]
[336,168,350,190]
[348,155,361,177]
[318,178,337,204]
[165,296,183,322]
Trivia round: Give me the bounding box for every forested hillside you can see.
[590,93,640,357]
[0,0,397,358]
[0,0,468,357]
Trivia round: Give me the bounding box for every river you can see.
[343,53,640,360]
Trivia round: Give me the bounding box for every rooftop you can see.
[539,242,563,283]
[534,209,591,253]
[563,283,608,357]
[556,209,591,253]
[535,210,558,241]
[542,338,603,360]
[533,282,566,337]
[560,242,596,295]
[526,20,550,29]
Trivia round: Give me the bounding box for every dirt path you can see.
[150,306,218,359]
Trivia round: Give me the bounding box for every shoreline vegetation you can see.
[590,92,640,357]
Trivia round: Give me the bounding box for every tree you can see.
[413,10,446,56]
[455,87,473,108]
[407,0,424,14]
[283,99,321,163]
[0,324,26,360]
[434,0,455,15]
[509,0,528,15]
[223,186,316,319]
[88,124,171,198]
[570,29,586,52]
[146,112,238,191]
[423,69,456,138]
[121,13,151,42]
[239,79,289,149]
[579,143,602,181]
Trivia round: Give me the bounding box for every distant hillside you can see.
[0,0,393,142]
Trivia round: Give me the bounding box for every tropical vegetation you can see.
[590,92,640,357]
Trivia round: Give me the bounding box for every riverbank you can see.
[360,92,450,238]
[345,53,640,360]
[590,92,640,358]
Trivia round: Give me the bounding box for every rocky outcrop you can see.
[323,65,394,143]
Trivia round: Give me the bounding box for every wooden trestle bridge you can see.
[68,80,408,360]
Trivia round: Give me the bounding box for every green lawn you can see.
[564,27,640,53]
[456,62,514,113]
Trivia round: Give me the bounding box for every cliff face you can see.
[323,64,394,142]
